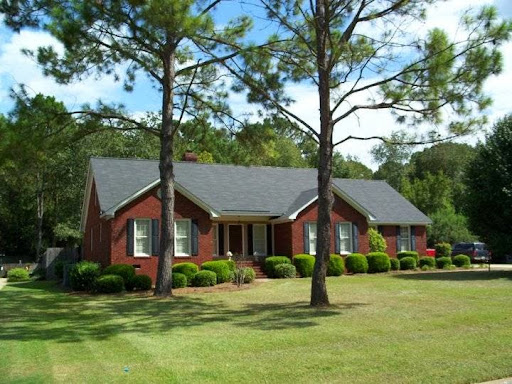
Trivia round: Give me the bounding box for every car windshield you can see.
[453,243,474,251]
[475,243,486,250]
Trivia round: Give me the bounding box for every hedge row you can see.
[171,260,255,287]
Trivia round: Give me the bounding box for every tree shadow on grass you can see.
[0,281,366,343]
[392,270,512,281]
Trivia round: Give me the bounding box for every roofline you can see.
[288,196,319,220]
[369,221,432,226]
[99,179,221,219]
[79,163,94,232]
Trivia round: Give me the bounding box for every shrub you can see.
[390,258,400,271]
[102,264,136,284]
[221,259,236,271]
[368,228,387,252]
[201,261,232,283]
[264,256,291,278]
[399,256,417,270]
[453,254,471,268]
[419,257,436,268]
[436,256,452,269]
[435,243,452,258]
[54,260,64,279]
[397,251,419,263]
[366,252,391,273]
[172,263,198,282]
[293,254,315,277]
[171,273,187,288]
[94,274,124,293]
[327,254,344,276]
[7,268,30,282]
[191,270,217,287]
[234,267,256,284]
[345,253,368,274]
[131,275,152,291]
[70,261,101,291]
[274,263,296,278]
[421,265,433,271]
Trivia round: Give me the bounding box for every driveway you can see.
[488,264,512,271]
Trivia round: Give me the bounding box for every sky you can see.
[1,0,511,169]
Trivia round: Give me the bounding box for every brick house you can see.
[81,157,431,281]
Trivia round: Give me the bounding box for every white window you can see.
[135,219,151,256]
[253,224,267,256]
[212,224,218,256]
[308,222,317,255]
[339,223,352,254]
[175,219,191,257]
[400,226,410,252]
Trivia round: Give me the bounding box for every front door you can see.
[228,224,243,256]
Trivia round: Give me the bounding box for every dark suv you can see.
[451,242,491,263]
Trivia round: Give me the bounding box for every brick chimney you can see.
[182,150,198,162]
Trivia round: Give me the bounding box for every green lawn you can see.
[1,271,512,384]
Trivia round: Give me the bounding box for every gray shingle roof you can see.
[89,157,431,224]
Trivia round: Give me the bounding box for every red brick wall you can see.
[380,225,427,257]
[108,187,214,282]
[83,180,111,267]
[290,195,369,256]
[415,226,427,256]
[274,222,292,256]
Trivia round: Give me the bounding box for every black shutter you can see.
[396,226,401,253]
[410,226,416,251]
[303,222,310,254]
[352,223,359,253]
[191,219,199,256]
[335,222,341,254]
[127,218,134,256]
[218,224,224,256]
[377,225,383,235]
[151,219,159,256]
[247,224,253,255]
[266,224,272,256]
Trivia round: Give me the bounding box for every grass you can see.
[1,271,512,383]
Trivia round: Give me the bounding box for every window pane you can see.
[340,238,351,252]
[339,224,350,239]
[309,223,317,254]
[176,237,189,255]
[253,225,266,255]
[136,221,149,237]
[136,237,150,254]
[175,220,190,255]
[400,226,410,252]
[176,221,189,237]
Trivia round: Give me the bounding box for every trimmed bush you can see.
[132,274,152,290]
[327,254,344,276]
[366,252,391,273]
[102,264,136,284]
[70,261,101,291]
[419,257,435,268]
[453,254,471,268]
[264,256,291,278]
[7,268,30,282]
[368,228,387,252]
[345,253,368,274]
[220,259,236,271]
[421,265,434,271]
[95,274,124,293]
[435,243,451,258]
[293,254,315,277]
[399,256,417,270]
[436,256,452,269]
[274,263,296,278]
[390,258,400,271]
[172,262,199,282]
[191,270,217,287]
[234,267,256,284]
[201,261,232,283]
[54,260,64,279]
[172,273,187,288]
[397,251,419,263]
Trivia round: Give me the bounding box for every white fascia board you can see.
[100,179,220,219]
[269,216,294,224]
[79,164,94,232]
[287,196,319,220]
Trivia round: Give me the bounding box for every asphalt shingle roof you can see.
[89,157,431,224]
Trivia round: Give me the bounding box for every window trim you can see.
[308,222,317,255]
[338,222,353,255]
[399,225,411,252]
[175,219,192,257]
[252,224,267,256]
[134,218,152,258]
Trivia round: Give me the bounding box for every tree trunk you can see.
[36,172,44,262]
[311,0,334,307]
[154,48,176,297]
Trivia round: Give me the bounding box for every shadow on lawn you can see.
[0,281,365,343]
[392,270,512,281]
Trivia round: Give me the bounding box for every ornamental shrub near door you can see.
[172,263,198,282]
[345,253,368,274]
[201,261,231,283]
[274,264,296,278]
[293,254,315,277]
[264,256,291,278]
[366,252,391,273]
[192,270,217,287]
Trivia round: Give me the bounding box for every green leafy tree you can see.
[427,206,475,247]
[1,0,252,295]
[464,115,512,258]
[401,172,452,215]
[228,1,510,306]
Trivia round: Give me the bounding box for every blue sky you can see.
[1,1,511,168]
